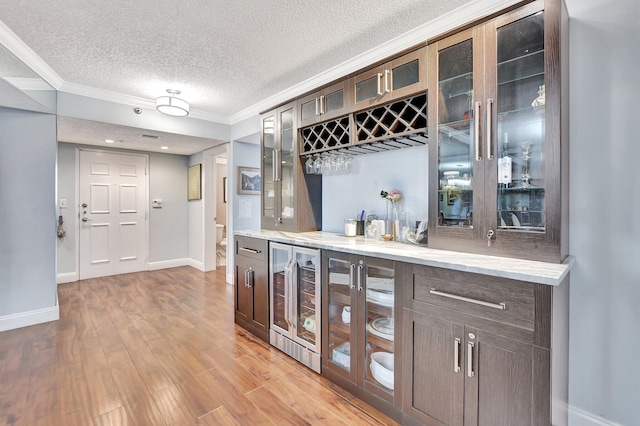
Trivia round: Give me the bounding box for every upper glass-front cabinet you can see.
[352,47,427,110]
[261,100,321,232]
[298,81,351,128]
[261,101,298,230]
[429,0,566,262]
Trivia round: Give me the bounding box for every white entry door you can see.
[79,150,148,279]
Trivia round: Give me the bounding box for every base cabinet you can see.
[234,236,269,342]
[402,263,563,426]
[322,250,402,421]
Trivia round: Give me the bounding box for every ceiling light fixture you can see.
[156,89,190,117]
[105,139,114,143]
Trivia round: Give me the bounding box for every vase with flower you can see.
[380,189,403,241]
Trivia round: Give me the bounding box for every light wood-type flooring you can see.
[0,266,399,425]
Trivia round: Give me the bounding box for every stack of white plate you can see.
[370,352,394,390]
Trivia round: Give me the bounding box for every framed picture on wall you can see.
[237,166,260,195]
[188,164,202,200]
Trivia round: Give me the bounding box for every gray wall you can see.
[322,145,428,232]
[149,152,189,262]
[568,0,640,424]
[0,107,57,315]
[56,143,190,274]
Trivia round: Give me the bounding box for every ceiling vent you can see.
[141,134,161,139]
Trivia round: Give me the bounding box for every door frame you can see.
[203,144,229,272]
[76,147,150,279]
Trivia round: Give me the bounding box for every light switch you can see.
[152,199,163,208]
[59,198,67,209]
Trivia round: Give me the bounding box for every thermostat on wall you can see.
[152,199,163,208]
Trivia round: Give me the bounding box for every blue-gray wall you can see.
[0,107,57,316]
[568,0,640,424]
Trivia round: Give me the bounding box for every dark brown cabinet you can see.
[322,250,402,421]
[234,236,269,342]
[402,263,562,426]
[261,101,321,231]
[427,0,568,263]
[352,47,427,111]
[297,81,351,128]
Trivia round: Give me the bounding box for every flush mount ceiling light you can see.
[156,89,190,117]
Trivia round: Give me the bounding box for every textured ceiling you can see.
[0,0,470,119]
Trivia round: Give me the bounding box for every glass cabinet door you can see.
[294,249,320,351]
[279,106,295,224]
[363,260,395,396]
[326,254,355,376]
[270,244,290,334]
[493,12,546,233]
[262,114,276,221]
[435,36,477,229]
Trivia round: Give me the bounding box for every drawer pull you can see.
[429,288,506,310]
[454,338,461,373]
[467,341,475,378]
[239,247,262,254]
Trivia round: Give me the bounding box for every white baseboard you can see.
[57,272,78,284]
[0,300,60,332]
[147,258,191,271]
[568,405,621,426]
[187,259,205,272]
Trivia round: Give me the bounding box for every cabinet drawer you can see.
[409,265,535,331]
[235,236,267,261]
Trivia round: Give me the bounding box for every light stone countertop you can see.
[235,229,574,286]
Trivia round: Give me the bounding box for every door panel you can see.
[79,150,147,279]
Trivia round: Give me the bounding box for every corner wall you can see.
[0,107,58,330]
[568,0,640,424]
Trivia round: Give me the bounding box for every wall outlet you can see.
[59,198,67,209]
[152,199,163,208]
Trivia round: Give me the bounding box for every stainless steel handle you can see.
[467,341,475,377]
[349,264,356,290]
[454,338,461,373]
[274,149,281,182]
[272,150,277,182]
[474,101,482,161]
[239,247,261,254]
[429,288,506,310]
[247,267,254,288]
[315,97,321,116]
[244,269,249,287]
[486,98,494,160]
[288,261,296,329]
[376,72,383,96]
[384,70,390,93]
[357,264,363,291]
[320,95,326,115]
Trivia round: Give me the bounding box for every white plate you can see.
[370,352,394,390]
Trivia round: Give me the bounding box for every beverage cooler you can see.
[269,242,321,373]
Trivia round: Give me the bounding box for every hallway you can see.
[0,267,397,425]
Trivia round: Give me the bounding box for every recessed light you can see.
[105,139,114,143]
[161,146,169,150]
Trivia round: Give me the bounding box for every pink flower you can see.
[380,189,403,204]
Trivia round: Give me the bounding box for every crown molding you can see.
[0,20,64,89]
[3,0,520,127]
[229,0,521,124]
[4,77,55,91]
[59,81,231,124]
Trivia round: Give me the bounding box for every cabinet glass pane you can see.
[437,39,474,228]
[300,98,317,123]
[324,89,344,113]
[262,116,275,219]
[295,252,318,346]
[392,59,419,91]
[271,246,290,332]
[496,12,545,232]
[355,75,379,103]
[364,263,395,394]
[280,108,295,220]
[327,257,353,372]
